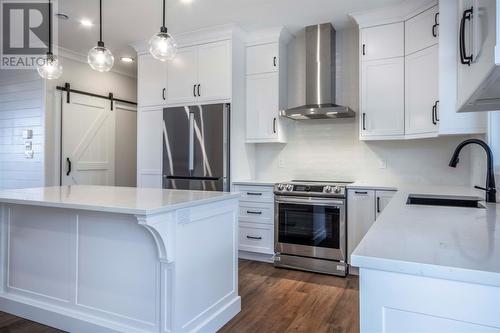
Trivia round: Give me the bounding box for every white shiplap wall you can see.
[0,70,44,189]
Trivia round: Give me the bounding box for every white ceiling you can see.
[56,0,408,76]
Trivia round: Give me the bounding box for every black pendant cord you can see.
[48,0,52,55]
[99,0,103,44]
[162,0,166,28]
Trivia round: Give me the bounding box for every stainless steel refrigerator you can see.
[162,103,230,192]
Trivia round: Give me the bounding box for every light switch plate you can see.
[378,159,387,169]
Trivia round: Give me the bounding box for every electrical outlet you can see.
[278,158,285,168]
[378,159,387,169]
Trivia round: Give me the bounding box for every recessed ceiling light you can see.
[181,0,193,3]
[120,57,135,63]
[80,19,93,27]
[56,13,69,20]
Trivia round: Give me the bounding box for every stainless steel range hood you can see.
[281,23,354,120]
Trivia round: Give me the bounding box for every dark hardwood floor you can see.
[0,312,65,333]
[220,259,359,333]
[0,260,359,333]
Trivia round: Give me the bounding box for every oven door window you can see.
[278,203,340,249]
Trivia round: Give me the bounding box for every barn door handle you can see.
[66,158,72,176]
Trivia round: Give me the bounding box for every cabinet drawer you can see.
[239,223,274,254]
[234,185,274,203]
[405,5,439,55]
[239,202,274,224]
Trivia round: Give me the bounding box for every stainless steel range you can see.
[274,180,350,276]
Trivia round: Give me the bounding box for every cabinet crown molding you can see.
[246,27,294,47]
[350,0,437,28]
[131,23,245,55]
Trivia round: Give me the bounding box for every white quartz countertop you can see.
[351,184,500,286]
[0,186,240,215]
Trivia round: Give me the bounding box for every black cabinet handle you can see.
[362,113,367,131]
[460,7,473,66]
[66,157,72,176]
[246,235,262,240]
[162,88,166,101]
[193,84,197,97]
[273,118,277,134]
[377,197,381,213]
[435,101,440,121]
[247,211,262,215]
[197,84,201,97]
[273,56,277,67]
[354,191,368,195]
[247,192,262,196]
[432,12,440,37]
[362,44,366,56]
[432,100,440,125]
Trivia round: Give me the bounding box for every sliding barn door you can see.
[61,94,115,186]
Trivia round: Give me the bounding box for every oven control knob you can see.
[333,186,342,194]
[277,184,286,191]
[324,186,333,193]
[286,184,294,192]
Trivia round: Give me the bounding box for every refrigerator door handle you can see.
[188,112,195,173]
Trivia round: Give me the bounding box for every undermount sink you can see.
[407,194,485,209]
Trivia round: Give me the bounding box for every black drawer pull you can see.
[247,211,262,215]
[247,192,262,196]
[246,235,262,240]
[354,191,368,195]
[377,197,381,213]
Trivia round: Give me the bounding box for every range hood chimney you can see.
[281,23,354,120]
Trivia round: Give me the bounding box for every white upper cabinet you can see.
[137,54,167,107]
[246,73,280,141]
[405,45,439,136]
[456,0,498,112]
[166,46,198,105]
[245,28,292,143]
[361,57,405,137]
[405,5,439,55]
[247,43,279,74]
[167,40,232,105]
[352,0,486,140]
[197,40,232,103]
[360,23,404,61]
[137,39,232,108]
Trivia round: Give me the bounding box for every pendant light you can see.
[149,0,177,61]
[88,0,114,72]
[37,0,63,80]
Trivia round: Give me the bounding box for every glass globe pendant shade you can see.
[149,28,177,61]
[37,53,63,80]
[88,41,114,72]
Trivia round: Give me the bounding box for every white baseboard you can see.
[193,296,241,333]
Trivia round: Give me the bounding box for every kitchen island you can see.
[0,185,241,333]
[351,185,500,332]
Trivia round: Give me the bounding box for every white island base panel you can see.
[0,199,240,333]
[359,268,500,332]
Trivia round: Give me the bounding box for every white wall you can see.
[0,70,45,189]
[45,55,137,187]
[253,27,475,186]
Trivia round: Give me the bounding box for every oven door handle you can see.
[275,196,345,206]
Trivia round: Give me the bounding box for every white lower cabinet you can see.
[233,184,275,258]
[347,189,396,265]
